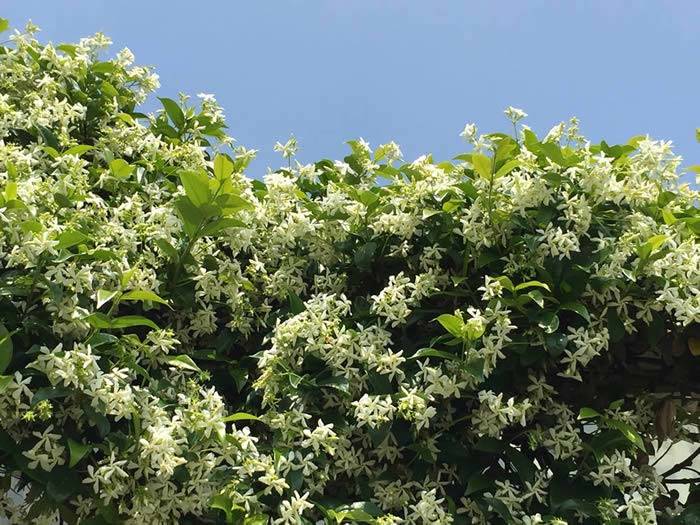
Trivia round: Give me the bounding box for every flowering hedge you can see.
[1,20,700,525]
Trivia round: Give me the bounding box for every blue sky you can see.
[4,1,699,180]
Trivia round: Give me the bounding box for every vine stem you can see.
[661,447,700,478]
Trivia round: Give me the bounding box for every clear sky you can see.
[4,1,699,181]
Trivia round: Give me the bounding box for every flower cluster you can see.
[0,20,699,525]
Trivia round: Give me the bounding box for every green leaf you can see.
[216,193,253,214]
[67,438,91,468]
[110,315,159,330]
[506,446,535,484]
[214,153,235,181]
[495,275,515,292]
[155,238,178,260]
[606,419,646,452]
[200,217,245,237]
[495,159,519,178]
[56,229,90,250]
[63,145,94,157]
[0,18,9,33]
[0,325,13,374]
[121,290,169,306]
[317,375,350,394]
[31,386,71,406]
[42,145,60,158]
[514,280,551,293]
[465,471,494,495]
[174,196,205,237]
[158,97,185,128]
[37,125,60,149]
[330,502,381,524]
[54,192,73,208]
[20,219,42,234]
[637,234,667,260]
[435,314,464,339]
[85,313,113,329]
[288,292,305,314]
[578,407,601,420]
[164,354,201,372]
[57,43,77,56]
[484,496,514,523]
[358,190,379,208]
[462,357,485,381]
[243,514,269,525]
[101,80,119,98]
[544,332,568,357]
[411,348,457,361]
[662,208,677,225]
[85,333,119,348]
[0,375,13,394]
[471,153,492,180]
[120,267,137,289]
[109,159,134,179]
[222,412,260,423]
[679,504,700,525]
[537,311,560,334]
[179,170,211,207]
[606,309,625,343]
[526,289,545,308]
[210,494,235,523]
[96,289,119,309]
[422,208,442,220]
[4,180,17,201]
[354,242,377,269]
[559,301,590,322]
[92,61,116,74]
[474,436,504,453]
[46,468,82,502]
[689,337,700,357]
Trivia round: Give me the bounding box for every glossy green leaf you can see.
[514,280,551,293]
[435,314,464,338]
[109,159,134,179]
[63,145,94,157]
[471,153,492,179]
[121,290,169,306]
[67,438,91,468]
[179,169,211,207]
[110,315,159,330]
[92,61,116,74]
[606,419,646,452]
[0,375,12,394]
[537,311,560,334]
[159,97,185,128]
[96,289,119,309]
[354,242,377,269]
[637,234,667,260]
[200,217,245,237]
[288,291,305,314]
[214,153,235,181]
[495,159,519,178]
[56,229,90,250]
[164,354,201,372]
[243,514,269,525]
[0,325,13,374]
[222,412,260,423]
[174,196,205,236]
[578,407,601,420]
[411,348,457,361]
[559,301,590,322]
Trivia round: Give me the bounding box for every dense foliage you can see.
[1,20,699,525]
